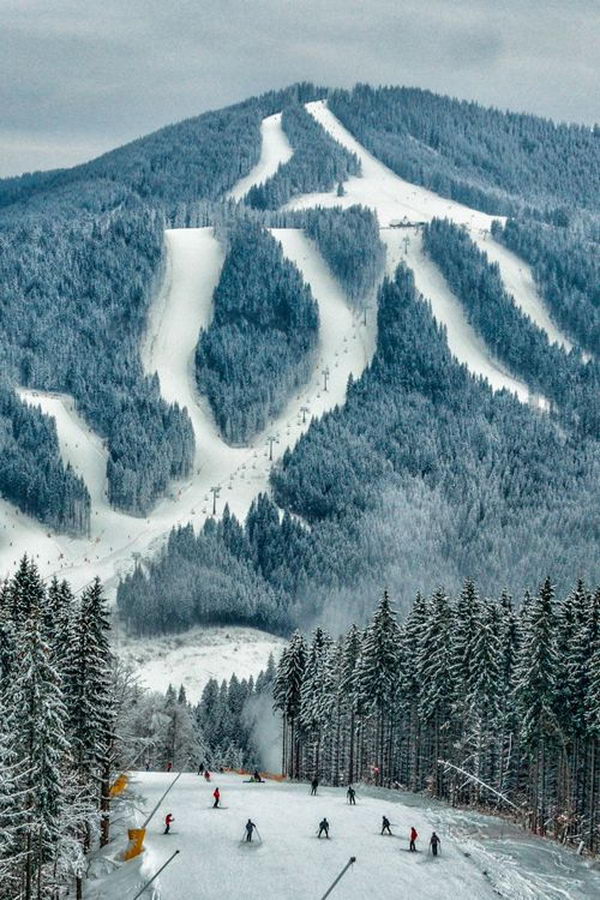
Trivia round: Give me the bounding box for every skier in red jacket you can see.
[213,787,221,808]
[409,826,418,852]
[204,770,211,782]
[164,813,174,834]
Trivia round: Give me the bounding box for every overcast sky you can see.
[1,0,598,177]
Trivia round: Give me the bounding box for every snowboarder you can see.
[310,776,319,796]
[381,815,392,836]
[245,818,257,842]
[253,769,262,783]
[318,817,330,839]
[213,787,221,808]
[409,826,419,852]
[204,770,211,782]
[164,813,174,834]
[430,832,441,856]
[346,785,356,805]
[198,761,205,775]
[166,761,173,772]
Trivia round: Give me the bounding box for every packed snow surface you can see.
[110,771,600,900]
[116,626,285,703]
[226,112,293,201]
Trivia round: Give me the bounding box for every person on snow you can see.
[166,761,173,772]
[409,826,419,852]
[318,817,330,839]
[346,785,356,805]
[245,818,257,842]
[381,815,392,836]
[198,761,205,775]
[310,776,319,796]
[430,832,441,856]
[253,769,262,783]
[204,770,211,782]
[213,787,221,808]
[164,813,174,834]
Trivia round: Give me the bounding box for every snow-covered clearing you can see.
[93,771,600,899]
[116,626,285,703]
[226,112,293,201]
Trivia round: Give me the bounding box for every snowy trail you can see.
[18,389,109,507]
[0,226,374,598]
[470,232,577,354]
[118,772,600,900]
[226,112,292,201]
[381,229,536,405]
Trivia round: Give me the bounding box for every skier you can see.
[245,818,257,842]
[346,785,356,805]
[204,770,211,782]
[310,776,319,796]
[198,761,205,775]
[164,813,174,834]
[381,815,392,836]
[430,832,441,856]
[318,817,330,839]
[166,761,173,772]
[213,787,221,808]
[409,826,419,852]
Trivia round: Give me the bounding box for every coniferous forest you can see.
[196,221,319,443]
[274,583,600,854]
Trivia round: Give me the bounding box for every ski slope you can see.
[288,99,579,369]
[226,112,292,201]
[381,229,539,406]
[0,224,375,596]
[94,771,600,900]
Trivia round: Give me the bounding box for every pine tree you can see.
[356,591,402,784]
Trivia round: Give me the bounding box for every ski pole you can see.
[255,827,262,842]
[132,849,180,899]
[320,857,357,900]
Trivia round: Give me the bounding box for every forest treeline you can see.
[0,385,90,534]
[304,205,385,305]
[328,83,600,223]
[492,218,600,357]
[274,581,600,853]
[119,265,600,634]
[196,221,319,444]
[423,218,600,438]
[0,558,118,897]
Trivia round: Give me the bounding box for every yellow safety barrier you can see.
[124,828,147,860]
[110,774,129,797]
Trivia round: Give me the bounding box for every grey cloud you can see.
[1,0,598,176]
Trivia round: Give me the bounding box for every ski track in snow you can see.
[226,112,293,202]
[106,772,600,900]
[0,98,577,617]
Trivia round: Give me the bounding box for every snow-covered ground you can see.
[226,112,293,202]
[93,771,600,899]
[116,626,285,703]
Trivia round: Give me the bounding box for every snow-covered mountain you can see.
[2,83,600,642]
